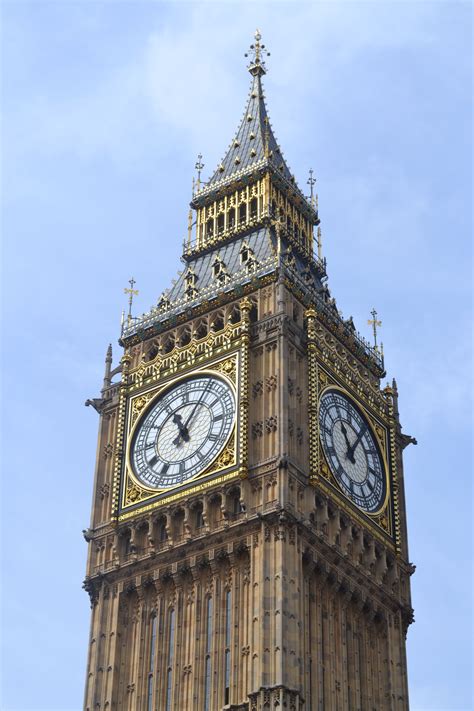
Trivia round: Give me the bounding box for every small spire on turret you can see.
[187,207,193,248]
[103,344,113,387]
[368,308,382,350]
[195,154,204,190]
[124,277,139,325]
[307,169,316,206]
[245,29,270,76]
[317,225,323,261]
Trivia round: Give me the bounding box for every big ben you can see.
[83,31,415,710]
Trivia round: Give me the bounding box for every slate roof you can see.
[120,225,327,342]
[165,228,276,307]
[205,70,293,190]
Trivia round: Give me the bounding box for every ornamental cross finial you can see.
[307,169,316,205]
[195,153,204,189]
[245,29,270,75]
[368,308,382,349]
[124,277,139,324]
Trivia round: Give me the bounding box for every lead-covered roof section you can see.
[205,71,293,189]
[166,228,275,302]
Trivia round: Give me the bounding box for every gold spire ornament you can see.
[317,225,323,261]
[124,277,139,325]
[245,29,270,76]
[263,116,270,158]
[368,308,382,349]
[187,207,193,248]
[195,154,204,190]
[307,168,316,207]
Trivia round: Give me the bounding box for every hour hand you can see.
[347,424,367,461]
[172,413,189,445]
[340,422,355,463]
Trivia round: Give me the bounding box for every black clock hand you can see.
[340,422,356,464]
[172,413,189,445]
[182,380,213,432]
[347,424,368,461]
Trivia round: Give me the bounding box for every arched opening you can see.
[250,197,258,220]
[217,213,225,234]
[195,320,208,340]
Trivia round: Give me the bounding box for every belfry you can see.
[83,31,415,710]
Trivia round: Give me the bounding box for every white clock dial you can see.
[130,374,235,490]
[319,389,387,513]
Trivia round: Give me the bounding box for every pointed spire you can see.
[368,308,382,349]
[103,344,112,387]
[200,31,294,195]
[194,153,204,190]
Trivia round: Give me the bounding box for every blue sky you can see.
[1,1,472,709]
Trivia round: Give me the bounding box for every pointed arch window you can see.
[250,197,258,220]
[158,518,168,543]
[147,613,158,711]
[165,608,176,711]
[217,213,225,234]
[224,589,232,705]
[239,203,247,224]
[204,596,213,711]
[228,207,236,228]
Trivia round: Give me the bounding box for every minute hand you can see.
[183,381,213,432]
[347,424,368,460]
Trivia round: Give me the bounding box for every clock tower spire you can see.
[83,32,414,711]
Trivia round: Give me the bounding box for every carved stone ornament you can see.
[131,392,154,425]
[213,356,237,383]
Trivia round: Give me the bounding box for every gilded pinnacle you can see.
[245,29,270,76]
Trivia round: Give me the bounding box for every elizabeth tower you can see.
[83,33,415,711]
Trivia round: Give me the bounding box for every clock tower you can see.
[83,32,415,711]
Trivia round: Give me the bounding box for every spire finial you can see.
[124,277,139,325]
[307,169,316,206]
[368,308,382,349]
[195,153,204,189]
[245,29,270,76]
[194,153,204,190]
[103,344,113,387]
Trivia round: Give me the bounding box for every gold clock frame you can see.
[314,368,397,545]
[125,366,238,496]
[116,353,240,520]
[318,384,391,518]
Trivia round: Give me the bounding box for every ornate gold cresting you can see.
[306,307,320,482]
[385,384,402,554]
[111,352,132,521]
[238,298,251,478]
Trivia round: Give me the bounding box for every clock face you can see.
[319,389,387,513]
[130,374,235,490]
